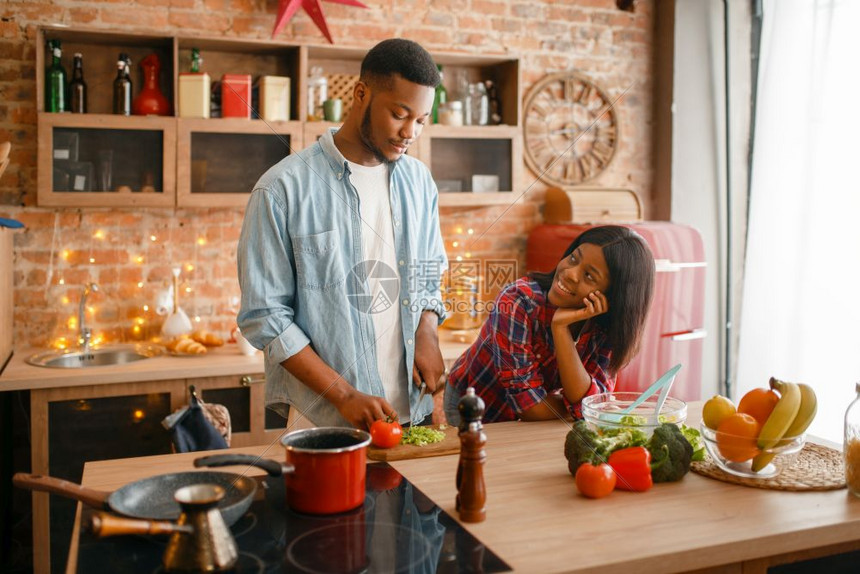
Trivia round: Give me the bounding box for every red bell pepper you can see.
[607,446,654,492]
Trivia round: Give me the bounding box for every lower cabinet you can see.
[29,372,272,574]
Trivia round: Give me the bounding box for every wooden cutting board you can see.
[368,425,460,461]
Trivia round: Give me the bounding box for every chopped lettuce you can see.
[401,426,446,446]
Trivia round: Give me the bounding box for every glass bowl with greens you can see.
[581,392,687,437]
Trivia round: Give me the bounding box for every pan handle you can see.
[13,473,111,510]
[88,512,193,538]
[194,454,294,477]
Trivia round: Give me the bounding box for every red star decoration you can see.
[272,0,368,43]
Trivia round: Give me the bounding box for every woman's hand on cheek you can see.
[551,291,608,328]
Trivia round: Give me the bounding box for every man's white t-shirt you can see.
[346,160,410,420]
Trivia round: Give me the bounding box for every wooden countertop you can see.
[0,331,472,392]
[69,403,860,573]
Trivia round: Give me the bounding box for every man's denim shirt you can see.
[237,129,448,427]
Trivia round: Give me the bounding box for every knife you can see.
[410,381,429,428]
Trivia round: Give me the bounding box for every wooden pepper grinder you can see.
[456,386,487,522]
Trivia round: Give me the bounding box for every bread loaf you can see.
[191,330,224,347]
[167,337,207,355]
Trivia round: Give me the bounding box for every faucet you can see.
[78,282,99,355]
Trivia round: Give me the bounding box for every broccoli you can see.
[647,423,694,482]
[563,421,651,476]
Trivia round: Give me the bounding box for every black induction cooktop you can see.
[75,462,511,573]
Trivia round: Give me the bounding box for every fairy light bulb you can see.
[93,230,105,240]
[89,257,95,263]
[467,228,474,235]
[143,305,149,312]
[186,264,194,272]
[135,255,144,264]
[452,241,459,248]
[150,235,157,242]
[137,281,144,288]
[62,249,70,261]
[196,237,206,246]
[456,227,463,234]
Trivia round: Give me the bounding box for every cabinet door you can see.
[176,118,302,207]
[418,125,523,207]
[190,373,281,447]
[37,113,177,207]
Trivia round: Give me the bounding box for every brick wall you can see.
[0,0,656,348]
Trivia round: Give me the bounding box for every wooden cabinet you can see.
[36,26,522,209]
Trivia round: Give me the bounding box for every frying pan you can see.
[12,470,256,526]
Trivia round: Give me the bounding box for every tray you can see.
[691,442,845,491]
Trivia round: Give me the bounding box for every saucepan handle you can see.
[88,512,192,538]
[194,454,294,477]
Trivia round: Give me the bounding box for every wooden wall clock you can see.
[523,71,619,186]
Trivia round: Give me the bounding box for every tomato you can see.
[370,418,403,449]
[737,387,780,426]
[574,462,617,499]
[716,412,761,462]
[367,464,403,491]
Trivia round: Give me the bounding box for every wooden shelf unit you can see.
[36,26,523,209]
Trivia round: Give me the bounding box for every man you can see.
[237,39,448,431]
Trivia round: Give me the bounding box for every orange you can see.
[737,387,780,426]
[716,413,761,463]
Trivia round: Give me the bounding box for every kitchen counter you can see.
[66,403,860,574]
[11,331,475,574]
[0,332,472,392]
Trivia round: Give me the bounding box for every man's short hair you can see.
[360,38,440,90]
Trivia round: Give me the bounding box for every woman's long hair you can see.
[529,225,655,373]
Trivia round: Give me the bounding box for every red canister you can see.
[280,427,371,515]
[221,74,252,119]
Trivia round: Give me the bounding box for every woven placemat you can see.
[691,443,846,491]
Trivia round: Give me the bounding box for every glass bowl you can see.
[699,422,805,478]
[581,392,687,437]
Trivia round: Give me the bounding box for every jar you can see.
[845,381,860,497]
[465,83,488,126]
[307,66,327,121]
[438,101,463,126]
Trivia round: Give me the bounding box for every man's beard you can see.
[359,99,394,165]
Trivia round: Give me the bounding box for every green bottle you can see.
[45,39,67,113]
[190,48,202,73]
[432,64,447,124]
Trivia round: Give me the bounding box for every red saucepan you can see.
[196,426,371,515]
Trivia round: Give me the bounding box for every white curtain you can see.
[737,0,860,443]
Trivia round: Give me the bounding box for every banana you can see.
[782,383,817,439]
[757,377,801,450]
[751,379,811,472]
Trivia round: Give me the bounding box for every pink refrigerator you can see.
[525,222,707,401]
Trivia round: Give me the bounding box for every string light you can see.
[452,241,459,248]
[61,296,69,305]
[135,255,144,264]
[59,278,65,285]
[150,235,157,242]
[93,229,105,240]
[143,305,149,312]
[186,264,194,272]
[62,249,70,260]
[89,257,95,263]
[467,228,474,235]
[137,281,144,288]
[196,237,206,246]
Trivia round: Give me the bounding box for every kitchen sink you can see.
[26,343,164,368]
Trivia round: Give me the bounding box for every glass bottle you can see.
[306,66,327,121]
[190,48,202,73]
[45,39,67,113]
[113,53,132,116]
[845,382,860,497]
[69,52,87,114]
[485,80,501,125]
[467,82,488,126]
[432,64,447,124]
